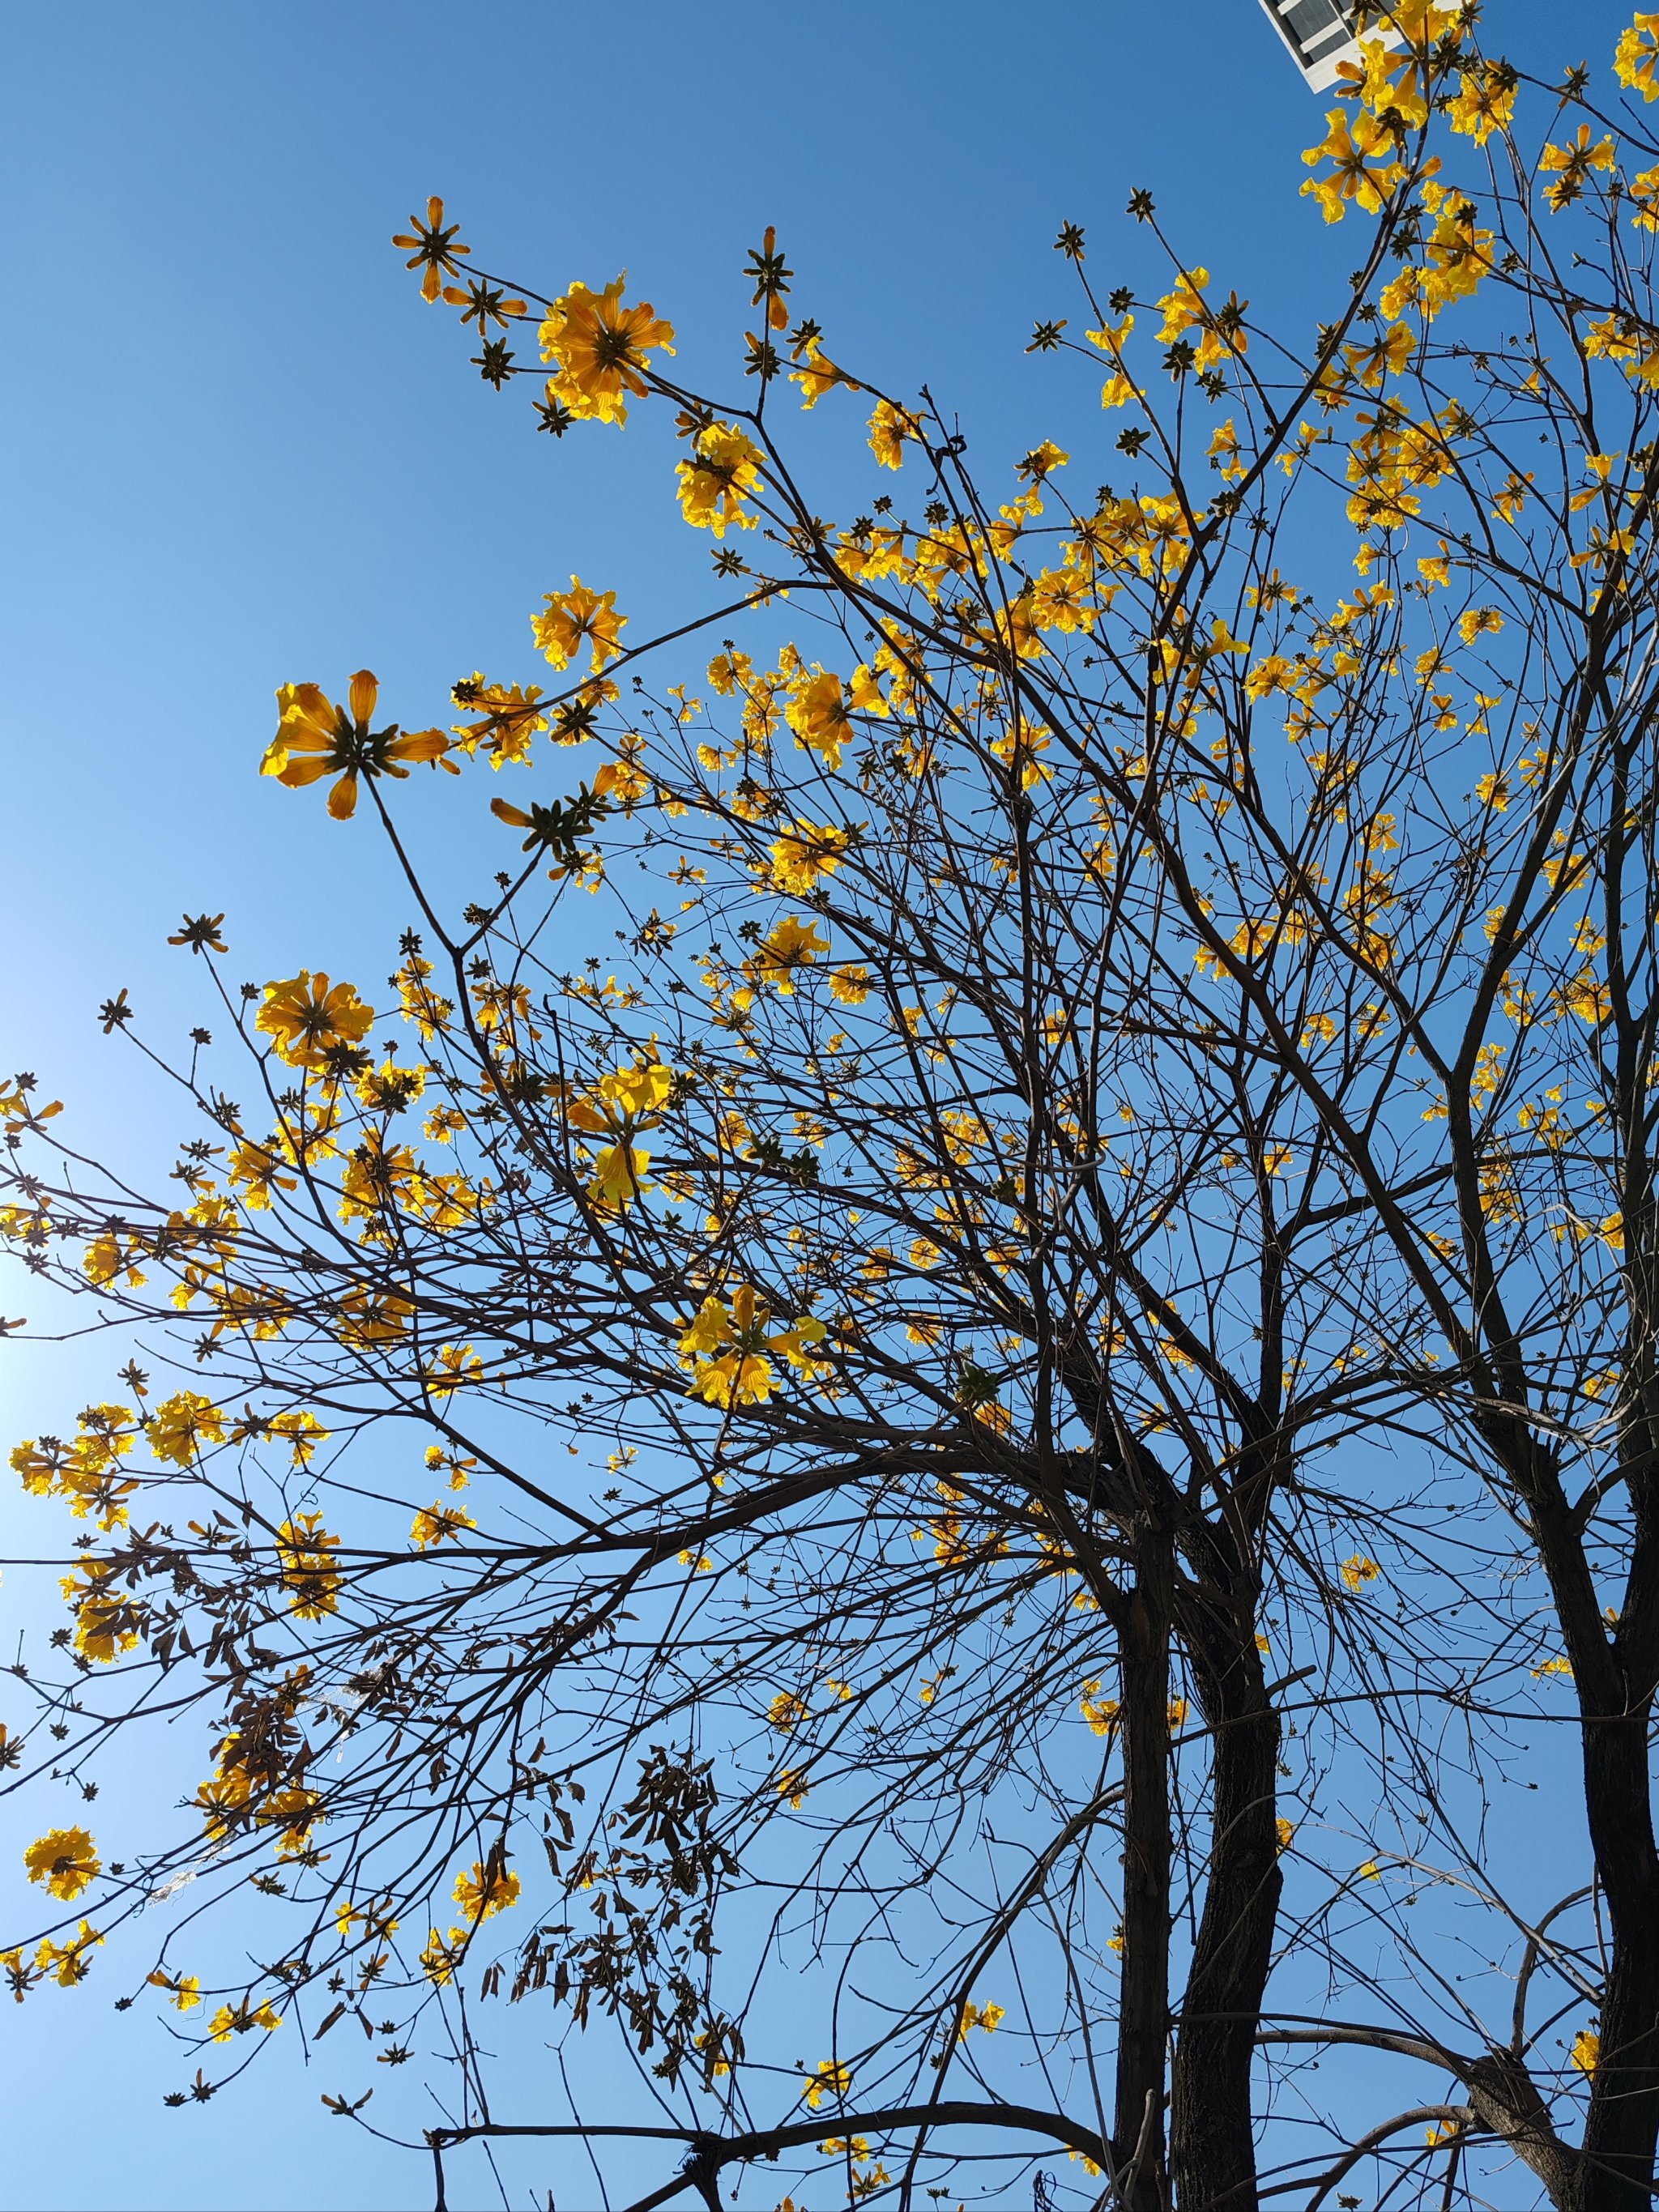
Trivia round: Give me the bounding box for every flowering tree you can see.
[9,8,1659,2209]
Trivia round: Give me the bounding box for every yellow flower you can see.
[268,1409,329,1468]
[532,578,626,673]
[1300,108,1405,224]
[147,1390,226,1468]
[830,966,871,1005]
[1341,1554,1382,1592]
[586,1142,653,1212]
[766,819,855,893]
[868,397,922,469]
[62,1561,141,1664]
[1446,66,1516,144]
[335,1284,414,1349]
[1539,126,1617,215]
[788,326,858,410]
[958,1999,1006,2037]
[1080,1682,1120,1737]
[679,1286,827,1408]
[1030,568,1096,632]
[256,971,373,1072]
[147,1969,202,2012]
[24,1826,100,1902]
[410,1500,477,1550]
[277,1514,343,1617]
[35,1920,103,1988]
[261,672,451,820]
[786,669,855,769]
[420,1929,461,1984]
[539,275,675,424]
[452,1858,521,1923]
[1561,970,1610,1025]
[1617,13,1659,98]
[804,2059,851,2109]
[208,1998,281,2042]
[748,914,829,995]
[768,1690,810,1732]
[82,1231,146,1289]
[1572,2028,1601,2075]
[392,195,470,303]
[676,419,765,535]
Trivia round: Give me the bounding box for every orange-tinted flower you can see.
[539,275,675,425]
[261,671,453,820]
[392,196,471,303]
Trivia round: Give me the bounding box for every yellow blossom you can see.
[257,972,373,1072]
[750,914,830,993]
[676,419,764,535]
[1447,66,1516,143]
[148,1391,226,1468]
[587,1142,653,1212]
[1301,107,1405,224]
[868,398,922,469]
[1540,127,1617,214]
[532,578,626,672]
[679,1285,828,1408]
[260,672,450,820]
[766,819,855,894]
[411,1500,478,1550]
[147,1969,202,2012]
[452,1858,521,1923]
[35,1920,104,1988]
[24,1826,100,1902]
[208,1998,281,2042]
[539,275,674,424]
[276,1514,343,1618]
[804,2059,851,2109]
[786,668,855,770]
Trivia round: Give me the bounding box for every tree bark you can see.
[1574,1700,1659,2211]
[1114,1540,1175,2211]
[1169,1599,1281,2212]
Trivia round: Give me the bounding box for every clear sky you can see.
[0,2,1629,2206]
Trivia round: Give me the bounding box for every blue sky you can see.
[0,2,1630,2206]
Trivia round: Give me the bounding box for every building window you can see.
[1254,0,1400,92]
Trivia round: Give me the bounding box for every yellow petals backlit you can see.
[539,275,675,424]
[24,1827,100,1902]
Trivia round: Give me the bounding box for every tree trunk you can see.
[1575,1702,1659,2211]
[1169,1609,1281,2212]
[1114,1543,1174,2211]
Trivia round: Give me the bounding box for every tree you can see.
[8,7,1659,2208]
